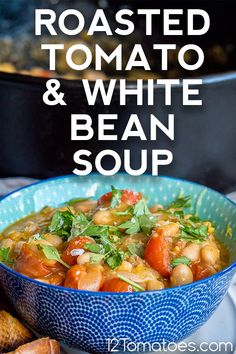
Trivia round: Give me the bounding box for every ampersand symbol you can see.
[43,79,67,106]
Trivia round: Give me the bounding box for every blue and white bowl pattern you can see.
[0,175,236,354]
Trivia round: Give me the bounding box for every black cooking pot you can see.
[0,0,235,193]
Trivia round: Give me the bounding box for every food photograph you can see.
[0,1,236,354]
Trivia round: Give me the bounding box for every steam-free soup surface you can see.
[0,187,229,292]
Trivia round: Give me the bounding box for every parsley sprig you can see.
[110,186,122,209]
[118,199,157,235]
[0,247,14,266]
[171,256,191,267]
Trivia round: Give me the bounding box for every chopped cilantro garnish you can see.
[49,210,74,240]
[70,211,91,237]
[133,199,150,217]
[90,253,105,264]
[119,213,156,236]
[118,217,140,234]
[110,186,122,209]
[139,214,156,235]
[0,247,14,266]
[127,243,144,257]
[80,225,110,238]
[113,206,133,216]
[171,256,191,267]
[84,243,105,254]
[117,274,145,292]
[84,234,124,269]
[180,224,208,243]
[106,250,124,269]
[168,195,191,210]
[37,244,70,269]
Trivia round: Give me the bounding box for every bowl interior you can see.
[0,174,236,263]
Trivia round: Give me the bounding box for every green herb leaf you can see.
[71,211,90,237]
[117,274,145,292]
[109,226,122,238]
[49,210,74,240]
[168,195,191,210]
[110,186,122,209]
[139,214,157,235]
[127,243,144,257]
[171,256,191,267]
[106,250,123,269]
[89,253,105,264]
[113,206,133,216]
[180,224,208,242]
[38,244,70,269]
[119,217,140,234]
[65,197,92,205]
[84,243,105,254]
[0,247,14,266]
[80,225,110,238]
[133,199,150,217]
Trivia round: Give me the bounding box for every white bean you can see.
[147,279,164,290]
[201,245,220,265]
[44,233,63,248]
[181,243,200,262]
[77,252,91,265]
[171,264,193,287]
[93,210,114,225]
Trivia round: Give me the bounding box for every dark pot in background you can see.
[0,71,236,193]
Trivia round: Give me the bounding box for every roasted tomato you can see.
[191,262,216,281]
[144,230,171,278]
[14,243,59,279]
[102,278,134,292]
[98,189,142,207]
[61,236,95,266]
[64,264,104,291]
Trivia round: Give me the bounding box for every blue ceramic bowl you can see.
[0,175,236,354]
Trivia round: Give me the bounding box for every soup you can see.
[0,187,229,292]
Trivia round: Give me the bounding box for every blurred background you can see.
[0,0,236,194]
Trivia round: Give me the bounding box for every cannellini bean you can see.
[116,261,132,272]
[181,243,200,262]
[24,221,39,235]
[147,279,164,290]
[171,264,193,287]
[14,241,26,255]
[77,252,91,265]
[158,222,179,237]
[44,233,63,248]
[201,245,220,265]
[0,238,14,249]
[93,210,114,226]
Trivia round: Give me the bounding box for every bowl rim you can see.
[0,173,236,296]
